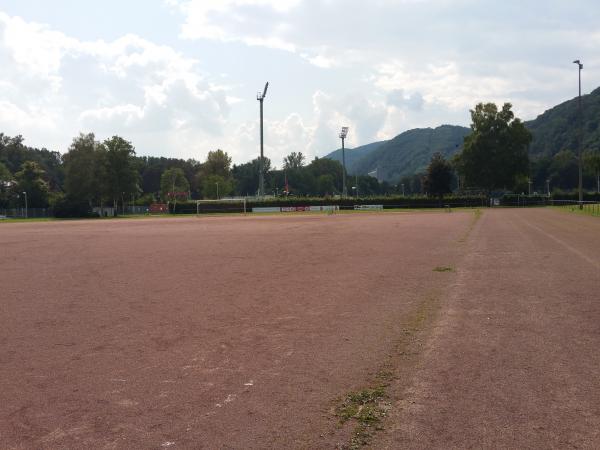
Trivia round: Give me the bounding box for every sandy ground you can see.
[1,209,598,449]
[1,212,469,449]
[374,208,600,449]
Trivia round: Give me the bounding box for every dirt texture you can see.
[2,209,598,450]
[0,212,469,449]
[374,208,600,449]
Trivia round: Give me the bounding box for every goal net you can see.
[196,198,247,215]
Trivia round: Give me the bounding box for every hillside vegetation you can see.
[324,88,600,183]
[526,86,600,157]
[326,125,470,182]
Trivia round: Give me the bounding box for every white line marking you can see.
[520,218,599,270]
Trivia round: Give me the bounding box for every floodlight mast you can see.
[573,60,583,209]
[257,82,269,197]
[339,127,349,197]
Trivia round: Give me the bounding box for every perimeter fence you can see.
[550,199,600,217]
[0,208,52,219]
[175,196,489,214]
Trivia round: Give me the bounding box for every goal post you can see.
[196,198,247,215]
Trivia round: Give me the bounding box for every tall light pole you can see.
[339,126,349,197]
[216,182,219,200]
[257,82,269,198]
[573,59,583,209]
[22,191,28,218]
[401,183,405,196]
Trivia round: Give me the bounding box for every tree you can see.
[160,168,190,210]
[202,174,234,199]
[283,152,305,170]
[584,150,600,193]
[456,103,531,193]
[200,149,232,178]
[0,161,13,207]
[307,158,343,194]
[398,174,423,195]
[550,150,578,190]
[232,157,271,196]
[14,161,50,208]
[423,152,453,199]
[197,149,234,198]
[356,175,381,196]
[63,133,106,206]
[315,174,335,196]
[0,133,64,191]
[104,136,139,211]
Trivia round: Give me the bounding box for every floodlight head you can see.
[257,82,269,101]
[573,59,583,69]
[339,126,349,139]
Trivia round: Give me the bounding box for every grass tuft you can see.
[336,386,387,424]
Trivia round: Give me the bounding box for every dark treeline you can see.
[0,132,400,214]
[2,101,599,215]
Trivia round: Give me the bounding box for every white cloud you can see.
[0,11,231,159]
[171,0,300,50]
[3,0,600,167]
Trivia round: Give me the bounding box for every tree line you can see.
[2,101,599,214]
[0,132,397,214]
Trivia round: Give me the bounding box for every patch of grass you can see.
[336,386,387,424]
[433,265,454,272]
[332,291,443,448]
[458,208,483,243]
[0,217,57,223]
[336,386,389,449]
[551,205,600,217]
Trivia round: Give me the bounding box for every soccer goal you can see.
[196,198,247,215]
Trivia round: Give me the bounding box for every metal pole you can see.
[216,182,219,199]
[341,136,347,197]
[401,183,405,196]
[23,192,27,218]
[575,60,584,209]
[259,98,264,198]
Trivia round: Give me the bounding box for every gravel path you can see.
[376,208,600,449]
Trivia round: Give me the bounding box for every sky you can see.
[1,0,599,167]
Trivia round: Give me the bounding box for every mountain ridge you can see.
[324,87,600,183]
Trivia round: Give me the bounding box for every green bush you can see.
[52,195,95,218]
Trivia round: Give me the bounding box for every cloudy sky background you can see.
[1,0,599,167]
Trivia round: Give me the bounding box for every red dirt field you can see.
[1,212,470,449]
[374,208,600,449]
[1,209,599,449]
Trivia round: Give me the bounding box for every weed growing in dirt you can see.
[458,208,482,242]
[334,293,441,449]
[336,386,386,423]
[433,266,454,272]
[336,386,389,448]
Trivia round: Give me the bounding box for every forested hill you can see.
[525,86,600,157]
[323,87,600,182]
[324,125,470,182]
[325,140,387,174]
